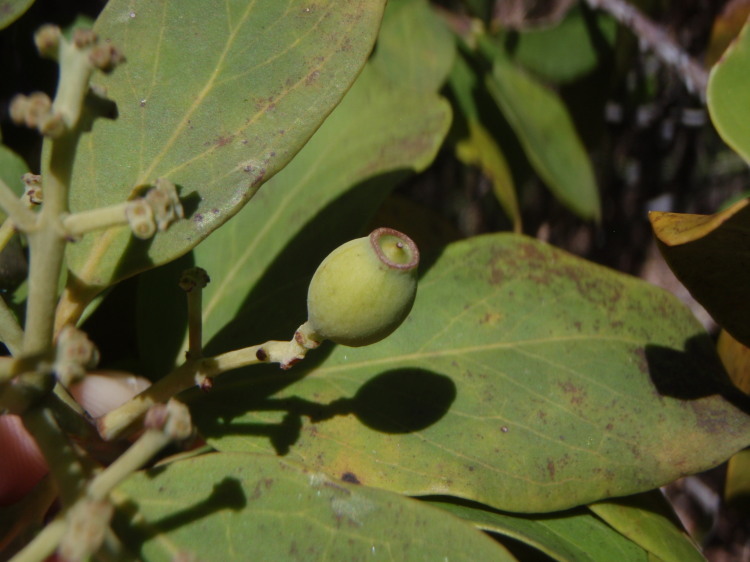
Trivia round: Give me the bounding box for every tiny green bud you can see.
[306,228,419,347]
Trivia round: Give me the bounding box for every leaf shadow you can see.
[113,476,246,555]
[645,334,750,413]
[190,367,457,455]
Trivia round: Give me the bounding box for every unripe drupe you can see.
[306,228,419,347]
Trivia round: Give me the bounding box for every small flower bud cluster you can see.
[125,179,184,239]
[35,26,125,73]
[144,399,194,442]
[69,28,125,73]
[55,325,100,386]
[125,200,156,239]
[22,173,43,205]
[11,25,124,139]
[9,93,65,138]
[33,24,61,59]
[89,43,125,74]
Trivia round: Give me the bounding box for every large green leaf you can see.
[428,500,649,562]
[708,17,750,162]
[481,38,601,221]
[135,1,453,370]
[191,233,750,513]
[195,69,450,351]
[450,52,521,231]
[650,199,750,348]
[113,452,514,561]
[61,0,385,319]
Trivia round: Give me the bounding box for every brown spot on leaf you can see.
[341,472,360,484]
[251,168,266,187]
[213,134,234,147]
[250,477,274,500]
[479,312,502,325]
[547,459,556,479]
[305,70,320,85]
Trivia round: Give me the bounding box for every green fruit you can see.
[306,228,419,347]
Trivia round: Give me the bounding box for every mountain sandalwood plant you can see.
[1,0,750,560]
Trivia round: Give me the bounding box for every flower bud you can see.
[306,228,419,347]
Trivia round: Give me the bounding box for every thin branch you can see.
[62,202,129,237]
[0,178,37,231]
[585,0,708,101]
[97,322,321,441]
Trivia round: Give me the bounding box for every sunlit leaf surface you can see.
[61,0,385,318]
[113,452,515,561]
[191,234,750,512]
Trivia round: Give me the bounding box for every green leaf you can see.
[506,5,617,84]
[192,233,750,513]
[482,39,600,221]
[708,17,750,162]
[113,452,515,561]
[62,0,386,312]
[0,144,28,204]
[428,500,649,562]
[199,71,450,350]
[649,199,750,348]
[450,53,521,231]
[137,57,451,369]
[369,0,455,93]
[456,119,521,231]
[0,144,30,293]
[0,0,34,30]
[589,491,704,562]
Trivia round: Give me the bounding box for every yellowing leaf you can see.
[649,199,750,347]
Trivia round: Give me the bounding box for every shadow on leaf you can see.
[646,334,750,412]
[113,476,246,555]
[191,368,456,455]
